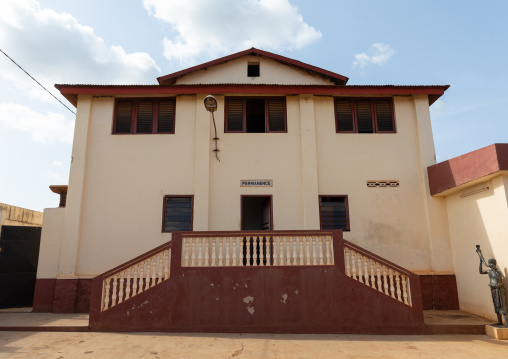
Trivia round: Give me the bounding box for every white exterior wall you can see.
[445,174,508,320]
[175,55,335,85]
[45,92,452,276]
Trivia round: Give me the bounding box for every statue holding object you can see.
[476,245,507,327]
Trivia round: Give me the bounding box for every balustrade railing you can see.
[101,248,171,312]
[343,243,411,306]
[181,234,334,267]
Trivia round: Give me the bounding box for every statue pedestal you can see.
[486,325,508,340]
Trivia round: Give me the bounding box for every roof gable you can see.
[157,48,348,86]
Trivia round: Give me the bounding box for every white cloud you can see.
[43,170,62,181]
[53,161,64,167]
[353,43,395,69]
[0,0,161,105]
[0,103,74,144]
[142,0,322,66]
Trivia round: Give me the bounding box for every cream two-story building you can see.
[34,49,464,327]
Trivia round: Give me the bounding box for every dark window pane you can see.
[164,197,192,231]
[157,99,175,133]
[267,98,285,132]
[320,197,348,230]
[136,100,154,133]
[248,64,260,77]
[115,101,133,133]
[336,100,354,132]
[375,100,394,132]
[246,98,265,133]
[356,100,373,133]
[227,98,244,132]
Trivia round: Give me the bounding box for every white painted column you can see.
[413,95,454,272]
[298,94,320,229]
[193,94,211,230]
[57,94,93,277]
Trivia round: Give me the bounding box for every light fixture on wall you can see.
[204,95,220,162]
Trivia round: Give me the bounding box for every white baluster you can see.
[166,249,171,279]
[232,237,238,266]
[184,239,190,266]
[325,237,332,265]
[376,263,383,292]
[103,277,111,310]
[299,237,305,265]
[204,238,210,266]
[268,236,273,266]
[111,275,118,307]
[285,236,291,265]
[382,266,389,295]
[158,253,163,284]
[118,272,124,304]
[395,273,402,302]
[402,275,409,305]
[226,237,231,266]
[218,237,224,266]
[151,257,157,287]
[190,238,197,266]
[278,237,284,266]
[351,250,357,280]
[133,265,139,295]
[389,269,396,299]
[125,269,132,300]
[198,238,203,266]
[312,237,317,265]
[292,236,297,265]
[318,236,324,265]
[240,237,245,266]
[305,237,311,265]
[363,257,370,287]
[357,253,364,283]
[145,260,151,291]
[344,247,351,276]
[211,237,217,267]
[138,263,145,293]
[370,260,376,289]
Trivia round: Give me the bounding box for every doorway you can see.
[241,196,272,230]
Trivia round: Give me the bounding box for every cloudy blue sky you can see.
[1,0,507,212]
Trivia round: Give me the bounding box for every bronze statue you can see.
[476,245,507,327]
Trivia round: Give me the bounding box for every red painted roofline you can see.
[428,144,508,196]
[55,84,449,108]
[156,48,349,85]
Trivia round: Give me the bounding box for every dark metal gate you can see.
[0,225,41,308]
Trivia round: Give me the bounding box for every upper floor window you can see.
[335,98,395,133]
[225,97,286,133]
[113,98,175,134]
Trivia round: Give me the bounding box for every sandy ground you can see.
[1,331,508,359]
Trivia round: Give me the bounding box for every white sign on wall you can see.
[240,179,273,187]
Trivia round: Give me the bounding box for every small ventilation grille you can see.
[367,180,399,188]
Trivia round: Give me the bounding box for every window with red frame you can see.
[162,196,193,232]
[114,98,175,134]
[335,98,395,133]
[319,196,350,230]
[225,97,286,133]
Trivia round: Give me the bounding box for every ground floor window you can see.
[162,196,193,232]
[319,196,350,230]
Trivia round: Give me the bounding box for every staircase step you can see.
[424,310,491,335]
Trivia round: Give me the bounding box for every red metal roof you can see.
[156,48,349,85]
[55,83,449,107]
